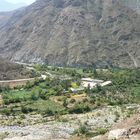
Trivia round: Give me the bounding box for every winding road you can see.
[0,75,46,88]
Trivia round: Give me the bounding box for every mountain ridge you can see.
[0,0,140,68]
[0,0,26,12]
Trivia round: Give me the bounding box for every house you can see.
[100,81,112,87]
[81,78,112,89]
[70,87,84,93]
[81,78,103,89]
[70,78,112,93]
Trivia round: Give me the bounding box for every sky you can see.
[0,0,36,11]
[6,0,36,5]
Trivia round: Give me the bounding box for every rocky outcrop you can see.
[122,0,140,14]
[108,113,140,140]
[108,129,128,139]
[0,0,140,68]
[0,123,75,140]
[108,127,140,140]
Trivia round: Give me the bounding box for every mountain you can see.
[122,0,140,14]
[0,0,140,68]
[0,0,26,12]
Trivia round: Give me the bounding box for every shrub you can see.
[43,108,54,116]
[95,127,108,135]
[1,108,11,116]
[90,98,95,104]
[79,124,89,135]
[82,98,88,103]
[21,106,33,114]
[73,123,89,135]
[63,97,68,108]
[69,102,91,114]
[70,98,76,104]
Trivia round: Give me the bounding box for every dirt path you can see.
[0,75,46,88]
[0,78,35,83]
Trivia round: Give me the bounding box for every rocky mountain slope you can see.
[122,0,140,14]
[108,113,140,140]
[0,0,140,68]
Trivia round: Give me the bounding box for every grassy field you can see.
[25,100,66,115]
[2,90,32,104]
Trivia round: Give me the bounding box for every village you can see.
[0,68,112,93]
[70,78,112,93]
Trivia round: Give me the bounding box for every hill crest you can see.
[0,0,140,68]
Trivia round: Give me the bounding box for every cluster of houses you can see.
[81,78,112,88]
[70,78,112,92]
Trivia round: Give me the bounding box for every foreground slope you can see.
[0,0,140,68]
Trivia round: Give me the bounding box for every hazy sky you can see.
[6,0,36,5]
[0,0,36,11]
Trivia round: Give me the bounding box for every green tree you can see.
[63,97,68,108]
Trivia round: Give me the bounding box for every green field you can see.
[1,66,140,117]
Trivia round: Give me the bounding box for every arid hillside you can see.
[0,58,35,80]
[0,0,140,68]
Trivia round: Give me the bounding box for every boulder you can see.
[108,129,128,139]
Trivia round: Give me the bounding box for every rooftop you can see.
[81,78,104,83]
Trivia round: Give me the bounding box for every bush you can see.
[21,106,33,114]
[90,98,95,104]
[73,123,89,136]
[39,90,48,100]
[31,92,39,100]
[31,87,42,100]
[63,97,68,108]
[1,108,11,116]
[43,108,54,116]
[69,102,91,114]
[82,98,89,103]
[78,124,89,135]
[95,127,108,135]
[70,98,76,104]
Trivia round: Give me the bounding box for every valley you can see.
[0,64,140,139]
[0,0,140,140]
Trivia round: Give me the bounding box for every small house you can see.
[81,78,111,89]
[81,78,103,88]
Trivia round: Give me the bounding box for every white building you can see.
[81,78,103,88]
[81,78,111,89]
[100,81,112,87]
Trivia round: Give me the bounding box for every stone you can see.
[108,129,128,139]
